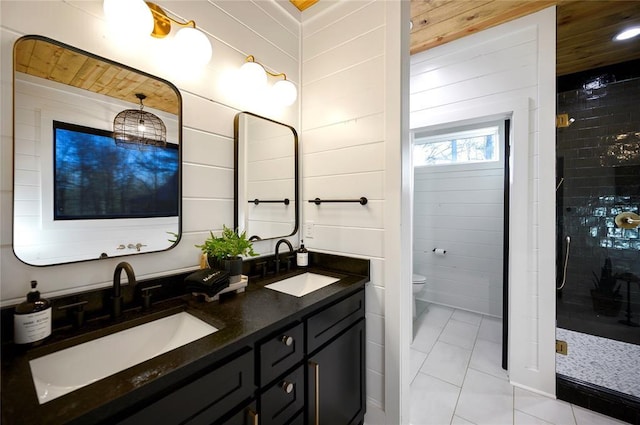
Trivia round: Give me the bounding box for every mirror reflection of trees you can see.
[54,123,179,219]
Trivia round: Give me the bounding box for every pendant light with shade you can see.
[113,93,167,148]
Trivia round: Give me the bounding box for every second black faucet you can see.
[274,239,294,273]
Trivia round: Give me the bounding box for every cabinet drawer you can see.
[258,322,304,385]
[218,401,258,425]
[260,365,304,425]
[306,290,365,354]
[119,349,254,425]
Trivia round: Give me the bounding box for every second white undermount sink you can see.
[265,273,340,297]
[29,311,218,404]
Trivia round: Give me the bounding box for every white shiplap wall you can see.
[0,0,300,303]
[301,0,386,414]
[240,115,297,239]
[301,1,409,422]
[413,161,504,317]
[409,8,556,396]
[13,75,181,264]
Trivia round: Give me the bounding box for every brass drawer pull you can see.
[310,361,319,425]
[248,408,258,425]
[281,335,294,346]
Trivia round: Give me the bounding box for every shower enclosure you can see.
[555,63,640,419]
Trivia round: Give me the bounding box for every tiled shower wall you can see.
[556,70,640,345]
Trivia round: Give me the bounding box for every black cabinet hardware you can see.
[308,197,367,205]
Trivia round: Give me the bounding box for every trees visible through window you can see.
[413,124,501,166]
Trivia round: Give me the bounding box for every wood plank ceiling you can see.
[16,1,640,103]
[15,38,179,115]
[410,0,640,76]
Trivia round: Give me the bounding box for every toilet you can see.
[412,273,427,318]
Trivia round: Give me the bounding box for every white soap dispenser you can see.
[297,240,308,267]
[13,280,52,345]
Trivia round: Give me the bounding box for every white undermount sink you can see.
[29,311,218,404]
[265,273,340,297]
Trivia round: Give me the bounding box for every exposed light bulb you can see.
[138,119,146,132]
[272,79,298,106]
[103,0,154,38]
[614,26,640,41]
[173,27,212,66]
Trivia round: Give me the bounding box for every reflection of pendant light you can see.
[113,93,166,148]
[239,55,298,106]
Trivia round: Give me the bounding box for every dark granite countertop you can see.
[1,258,369,425]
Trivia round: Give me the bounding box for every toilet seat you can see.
[412,274,426,284]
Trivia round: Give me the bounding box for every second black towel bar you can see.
[249,198,290,205]
[309,197,368,205]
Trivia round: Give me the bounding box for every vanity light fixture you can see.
[145,1,212,66]
[113,93,167,148]
[103,0,212,66]
[240,55,298,106]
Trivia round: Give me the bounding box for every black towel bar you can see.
[249,198,290,205]
[309,197,368,205]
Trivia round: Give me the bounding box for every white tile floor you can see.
[410,302,629,425]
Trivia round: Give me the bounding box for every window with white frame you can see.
[412,121,502,167]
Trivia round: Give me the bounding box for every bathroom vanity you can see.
[0,254,368,425]
[4,34,367,425]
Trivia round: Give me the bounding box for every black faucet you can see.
[112,262,136,318]
[274,239,294,273]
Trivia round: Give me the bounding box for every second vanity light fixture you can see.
[103,0,212,66]
[239,55,298,106]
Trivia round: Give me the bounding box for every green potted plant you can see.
[196,225,258,281]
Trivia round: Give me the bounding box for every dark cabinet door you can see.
[307,320,365,425]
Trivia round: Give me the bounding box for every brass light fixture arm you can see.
[265,69,287,79]
[146,1,198,38]
[245,55,288,80]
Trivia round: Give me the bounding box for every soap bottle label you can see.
[14,309,52,344]
[297,252,308,267]
[297,240,308,267]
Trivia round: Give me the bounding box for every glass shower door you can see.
[555,72,640,400]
